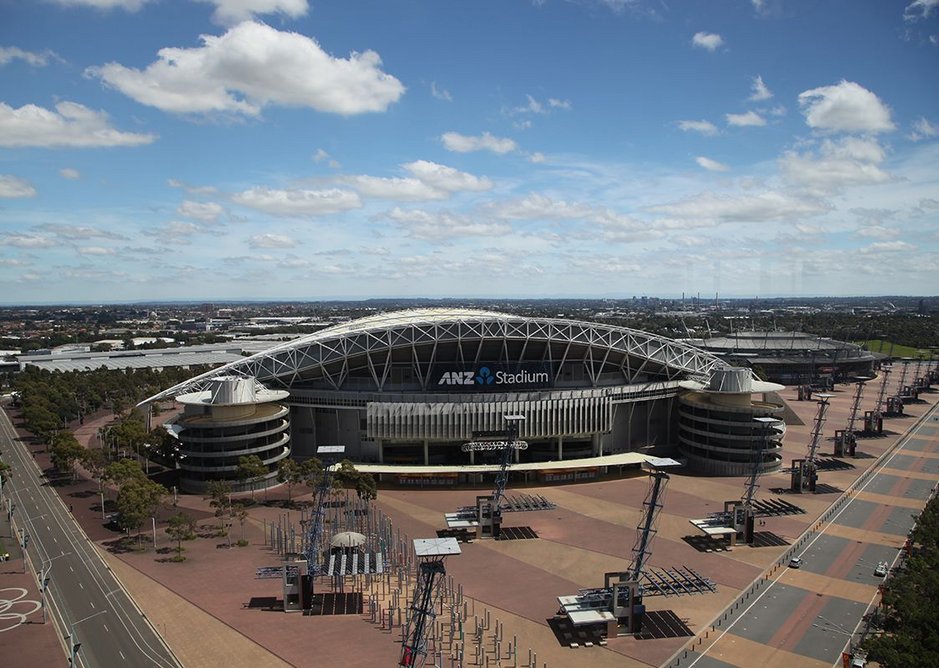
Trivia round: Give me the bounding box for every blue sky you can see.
[0,0,937,303]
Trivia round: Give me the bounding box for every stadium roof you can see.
[141,308,725,404]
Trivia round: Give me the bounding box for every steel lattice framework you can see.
[142,309,724,404]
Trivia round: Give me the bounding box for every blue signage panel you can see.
[432,362,553,391]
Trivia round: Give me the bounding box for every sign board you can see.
[433,362,552,391]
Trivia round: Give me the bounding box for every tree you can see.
[50,432,85,481]
[115,477,166,545]
[82,448,109,516]
[276,458,303,506]
[236,509,249,546]
[301,457,323,491]
[334,460,378,502]
[104,458,146,487]
[204,480,233,538]
[165,511,196,560]
[237,455,267,499]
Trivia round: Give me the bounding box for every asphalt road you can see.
[0,408,180,668]
[680,401,939,668]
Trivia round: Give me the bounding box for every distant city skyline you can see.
[1,0,937,302]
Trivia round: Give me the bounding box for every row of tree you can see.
[13,365,212,442]
[861,493,939,666]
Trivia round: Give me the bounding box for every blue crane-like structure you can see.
[304,445,346,580]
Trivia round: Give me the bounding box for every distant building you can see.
[686,331,878,384]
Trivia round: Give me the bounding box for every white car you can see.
[789,556,804,568]
[874,561,888,577]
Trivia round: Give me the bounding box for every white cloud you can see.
[48,0,148,10]
[196,0,309,26]
[726,110,766,127]
[0,101,156,148]
[249,233,298,248]
[177,200,224,223]
[695,156,729,172]
[798,80,894,134]
[909,117,937,141]
[0,46,57,67]
[78,246,116,255]
[781,137,891,193]
[857,225,898,239]
[232,187,361,217]
[346,176,444,201]
[59,168,80,180]
[312,148,341,169]
[0,233,57,248]
[650,191,830,225]
[0,174,37,198]
[860,240,916,253]
[441,131,517,154]
[144,221,201,242]
[677,119,718,136]
[904,0,939,20]
[508,94,571,116]
[489,194,646,234]
[749,75,773,101]
[167,178,217,194]
[345,161,490,201]
[402,160,491,193]
[39,224,126,240]
[692,32,724,52]
[549,98,572,110]
[528,152,546,164]
[386,207,511,241]
[88,21,404,117]
[431,82,452,102]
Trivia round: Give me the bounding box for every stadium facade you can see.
[145,309,784,489]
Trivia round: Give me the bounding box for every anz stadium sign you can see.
[435,363,552,390]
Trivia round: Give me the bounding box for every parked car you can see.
[874,561,888,577]
[789,556,804,568]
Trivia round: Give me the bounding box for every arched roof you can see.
[142,308,725,403]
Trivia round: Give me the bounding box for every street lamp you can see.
[69,609,108,665]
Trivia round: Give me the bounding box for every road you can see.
[676,400,939,668]
[0,408,181,668]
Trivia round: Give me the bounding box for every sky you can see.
[0,0,937,304]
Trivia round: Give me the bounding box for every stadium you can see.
[144,309,784,491]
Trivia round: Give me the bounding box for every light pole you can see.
[69,609,108,665]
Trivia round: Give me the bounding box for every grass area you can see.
[854,340,935,359]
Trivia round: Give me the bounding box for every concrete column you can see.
[557,436,564,461]
[592,433,601,457]
[423,440,429,466]
[378,439,384,464]
[469,449,475,465]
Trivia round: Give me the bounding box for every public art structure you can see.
[146,309,783,487]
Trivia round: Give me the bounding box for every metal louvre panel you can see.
[365,395,613,440]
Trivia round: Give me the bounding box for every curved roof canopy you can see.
[142,308,725,403]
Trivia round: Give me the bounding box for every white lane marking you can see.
[79,583,84,590]
[91,601,95,608]
[119,651,125,660]
[104,624,109,632]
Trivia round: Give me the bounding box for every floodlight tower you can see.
[791,394,831,493]
[835,378,870,456]
[304,445,346,578]
[864,366,891,433]
[399,537,461,668]
[460,414,527,538]
[741,417,777,543]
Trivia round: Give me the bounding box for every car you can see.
[874,561,888,577]
[789,556,804,568]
